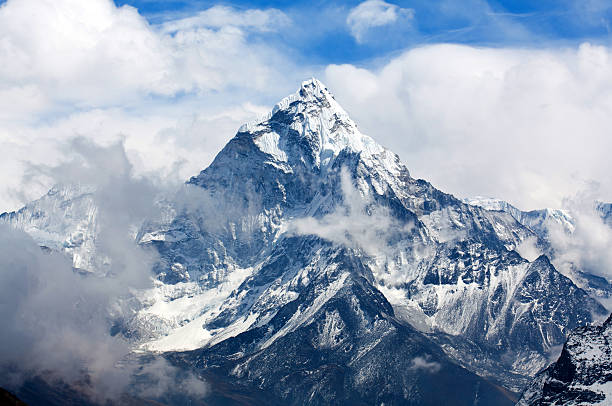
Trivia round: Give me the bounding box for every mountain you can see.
[0,184,98,272]
[465,196,612,300]
[518,314,612,405]
[2,78,608,404]
[463,197,575,238]
[598,202,612,227]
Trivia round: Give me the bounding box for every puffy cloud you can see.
[131,358,208,400]
[324,43,612,210]
[0,0,170,107]
[7,0,609,219]
[0,0,293,107]
[0,0,304,212]
[0,225,133,398]
[1,102,269,210]
[346,0,414,43]
[515,236,542,262]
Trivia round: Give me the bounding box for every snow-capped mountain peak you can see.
[238,78,385,171]
[464,195,575,235]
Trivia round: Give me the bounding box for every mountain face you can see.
[463,197,575,238]
[2,79,609,404]
[465,196,612,300]
[0,184,98,272]
[135,79,605,391]
[518,314,612,405]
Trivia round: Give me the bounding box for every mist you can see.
[0,138,207,402]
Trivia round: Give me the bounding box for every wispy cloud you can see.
[409,356,441,373]
[288,167,412,257]
[159,5,291,34]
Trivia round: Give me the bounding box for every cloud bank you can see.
[325,43,612,210]
[549,185,612,284]
[0,139,207,402]
[2,0,612,216]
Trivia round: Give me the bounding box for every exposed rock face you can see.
[518,314,612,405]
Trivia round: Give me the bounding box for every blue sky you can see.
[114,0,612,65]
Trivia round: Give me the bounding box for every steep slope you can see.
[518,314,612,405]
[0,387,28,406]
[171,241,517,405]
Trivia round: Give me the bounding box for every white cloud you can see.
[516,236,542,262]
[548,184,612,282]
[132,358,208,399]
[409,356,441,373]
[0,0,304,212]
[0,0,293,107]
[324,43,612,210]
[0,0,170,106]
[288,168,412,257]
[2,0,612,230]
[346,0,414,43]
[159,5,291,34]
[0,101,271,210]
